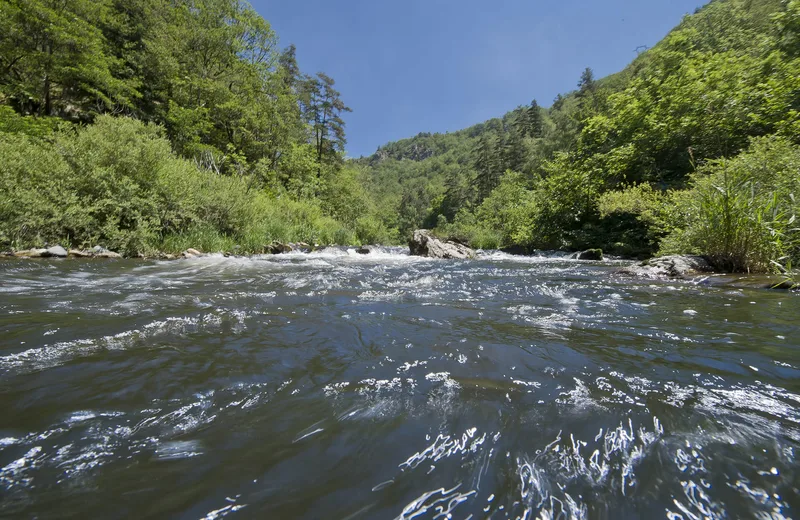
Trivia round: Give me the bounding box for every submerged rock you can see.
[408,230,475,260]
[572,249,604,261]
[619,255,714,279]
[765,279,799,290]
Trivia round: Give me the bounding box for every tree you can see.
[578,67,596,96]
[0,0,134,117]
[301,72,352,176]
[441,168,475,220]
[474,134,501,201]
[501,128,526,172]
[278,44,301,90]
[527,99,544,138]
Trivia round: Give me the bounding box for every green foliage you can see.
[357,0,800,265]
[475,171,534,246]
[597,184,675,257]
[662,136,800,272]
[4,0,799,263]
[0,106,60,137]
[0,116,367,254]
[434,209,502,250]
[0,0,135,117]
[0,0,349,181]
[0,0,386,253]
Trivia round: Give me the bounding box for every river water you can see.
[0,249,798,519]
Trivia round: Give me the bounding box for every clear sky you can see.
[253,0,707,158]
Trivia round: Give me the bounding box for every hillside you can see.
[357,0,800,272]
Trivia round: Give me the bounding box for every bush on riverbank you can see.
[661,137,800,273]
[0,116,386,255]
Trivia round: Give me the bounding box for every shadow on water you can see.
[0,249,798,519]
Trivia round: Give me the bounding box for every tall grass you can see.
[661,137,800,273]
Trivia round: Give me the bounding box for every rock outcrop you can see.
[618,255,714,279]
[408,230,475,260]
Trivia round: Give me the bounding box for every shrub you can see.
[435,209,502,250]
[661,136,800,272]
[0,105,60,137]
[0,116,367,255]
[596,184,674,257]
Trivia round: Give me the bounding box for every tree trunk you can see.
[42,43,53,116]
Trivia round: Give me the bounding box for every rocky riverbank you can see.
[1,241,330,261]
[3,236,796,291]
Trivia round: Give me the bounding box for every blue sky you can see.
[253,0,707,158]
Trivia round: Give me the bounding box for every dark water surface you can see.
[1,249,798,519]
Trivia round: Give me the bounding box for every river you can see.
[0,249,798,519]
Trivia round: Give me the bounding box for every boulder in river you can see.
[182,248,203,258]
[618,255,714,279]
[42,245,68,258]
[95,250,123,259]
[356,246,370,255]
[572,249,604,261]
[68,249,92,258]
[409,230,475,260]
[265,241,293,255]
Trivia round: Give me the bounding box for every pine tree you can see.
[442,168,475,219]
[278,44,300,90]
[578,67,596,95]
[300,72,352,175]
[474,134,500,201]
[576,67,599,128]
[527,99,543,138]
[501,129,526,173]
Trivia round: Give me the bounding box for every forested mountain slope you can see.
[1,0,798,272]
[359,0,800,272]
